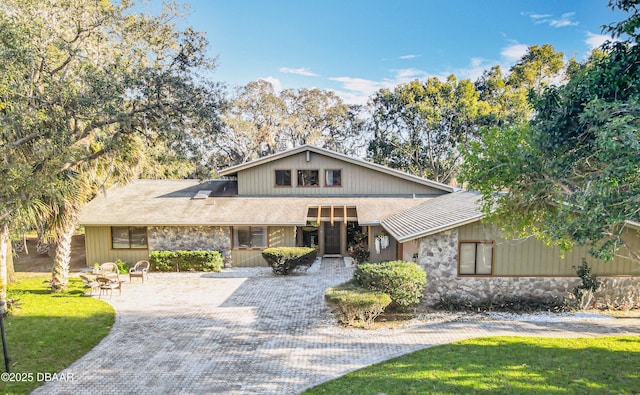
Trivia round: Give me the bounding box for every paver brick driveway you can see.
[35,258,640,394]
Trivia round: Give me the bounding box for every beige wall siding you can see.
[231,250,267,267]
[269,226,295,247]
[231,226,295,267]
[368,226,398,262]
[458,222,640,276]
[85,226,149,266]
[237,151,445,196]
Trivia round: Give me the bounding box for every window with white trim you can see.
[458,241,494,275]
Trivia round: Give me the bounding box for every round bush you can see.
[262,247,317,275]
[354,260,427,310]
[325,282,392,327]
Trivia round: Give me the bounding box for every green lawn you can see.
[303,336,640,395]
[0,276,115,395]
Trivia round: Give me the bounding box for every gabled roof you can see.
[381,191,483,242]
[218,145,455,193]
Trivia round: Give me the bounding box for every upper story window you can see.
[297,169,319,187]
[458,241,494,275]
[275,169,292,187]
[111,226,148,249]
[325,169,342,187]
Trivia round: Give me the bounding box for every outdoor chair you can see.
[129,260,150,283]
[96,275,122,299]
[98,262,120,281]
[79,274,99,296]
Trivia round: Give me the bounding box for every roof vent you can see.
[193,190,212,200]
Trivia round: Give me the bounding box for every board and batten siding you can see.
[236,151,445,196]
[458,222,640,276]
[231,226,295,267]
[84,226,149,266]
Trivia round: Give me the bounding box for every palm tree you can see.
[48,149,141,292]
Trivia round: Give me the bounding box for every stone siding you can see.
[148,226,231,265]
[417,230,640,308]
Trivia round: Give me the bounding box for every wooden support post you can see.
[330,205,334,226]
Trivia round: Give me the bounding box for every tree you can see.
[367,76,488,183]
[217,80,365,167]
[217,80,288,166]
[508,44,565,95]
[0,0,222,293]
[461,1,640,264]
[475,65,531,126]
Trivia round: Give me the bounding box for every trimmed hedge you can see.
[325,282,392,328]
[262,247,317,275]
[354,260,426,310]
[149,250,223,272]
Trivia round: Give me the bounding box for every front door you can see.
[324,222,341,255]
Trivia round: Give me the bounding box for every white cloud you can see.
[391,68,429,80]
[329,76,399,105]
[523,11,578,28]
[399,54,418,60]
[257,76,282,92]
[279,67,318,77]
[585,32,613,50]
[501,43,529,62]
[527,12,552,20]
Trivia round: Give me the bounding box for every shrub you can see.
[114,259,130,274]
[325,281,392,328]
[347,231,370,264]
[434,295,570,313]
[262,247,317,275]
[354,260,426,310]
[149,250,223,272]
[572,259,602,310]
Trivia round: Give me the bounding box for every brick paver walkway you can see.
[35,258,640,394]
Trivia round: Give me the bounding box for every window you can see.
[297,169,319,187]
[325,169,342,187]
[459,241,494,275]
[275,170,291,186]
[233,226,268,249]
[111,226,148,249]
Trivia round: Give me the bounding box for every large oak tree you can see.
[0,0,222,294]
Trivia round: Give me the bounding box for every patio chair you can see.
[96,275,121,299]
[79,274,99,296]
[98,262,120,281]
[129,260,150,283]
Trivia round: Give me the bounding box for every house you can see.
[79,145,640,306]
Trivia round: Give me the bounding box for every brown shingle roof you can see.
[79,180,432,226]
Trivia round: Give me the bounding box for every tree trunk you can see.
[0,225,9,312]
[6,242,16,284]
[36,227,52,256]
[51,221,76,293]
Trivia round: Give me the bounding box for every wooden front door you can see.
[323,222,341,255]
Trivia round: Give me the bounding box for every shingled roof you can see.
[78,179,433,227]
[381,191,483,242]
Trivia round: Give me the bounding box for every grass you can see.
[0,275,115,395]
[303,336,640,395]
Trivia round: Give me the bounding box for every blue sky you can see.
[171,0,621,104]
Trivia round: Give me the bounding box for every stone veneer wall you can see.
[148,226,231,265]
[418,229,640,308]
